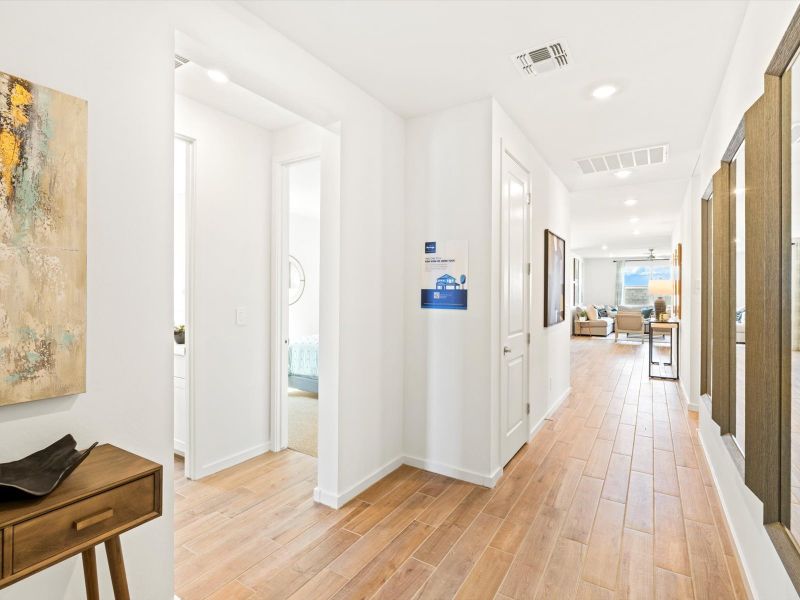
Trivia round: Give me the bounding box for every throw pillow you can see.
[595,305,608,318]
[586,305,598,320]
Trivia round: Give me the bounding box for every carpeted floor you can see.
[287,389,318,457]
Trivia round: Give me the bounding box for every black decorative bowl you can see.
[0,435,97,499]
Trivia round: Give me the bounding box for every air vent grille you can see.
[512,41,571,77]
[575,144,670,175]
[174,54,190,69]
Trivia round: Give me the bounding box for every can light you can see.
[591,84,617,100]
[207,69,229,84]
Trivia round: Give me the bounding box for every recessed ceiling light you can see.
[629,217,639,224]
[624,198,637,206]
[614,170,632,179]
[601,244,608,251]
[633,229,640,236]
[592,84,617,100]
[207,69,228,84]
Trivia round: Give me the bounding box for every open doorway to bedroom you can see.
[172,30,341,599]
[284,157,321,457]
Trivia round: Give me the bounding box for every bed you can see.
[288,335,319,394]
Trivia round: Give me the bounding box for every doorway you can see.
[173,134,194,478]
[499,148,531,466]
[283,157,321,457]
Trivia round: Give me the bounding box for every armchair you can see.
[615,311,645,343]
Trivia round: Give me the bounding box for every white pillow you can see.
[586,305,598,320]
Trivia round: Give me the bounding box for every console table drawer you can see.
[12,474,156,573]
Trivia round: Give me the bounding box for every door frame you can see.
[498,144,532,465]
[270,151,322,453]
[175,133,198,480]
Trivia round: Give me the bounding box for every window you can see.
[619,260,672,306]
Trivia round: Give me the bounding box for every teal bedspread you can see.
[288,335,319,378]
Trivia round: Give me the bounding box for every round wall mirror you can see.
[288,255,306,305]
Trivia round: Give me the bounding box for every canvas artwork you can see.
[0,71,87,405]
[544,229,566,327]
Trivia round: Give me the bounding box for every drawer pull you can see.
[74,509,114,532]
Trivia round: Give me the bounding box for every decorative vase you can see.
[174,331,185,345]
[654,297,667,320]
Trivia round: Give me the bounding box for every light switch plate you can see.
[235,306,247,326]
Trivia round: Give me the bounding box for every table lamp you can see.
[649,279,673,321]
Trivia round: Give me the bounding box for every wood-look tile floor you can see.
[174,336,748,599]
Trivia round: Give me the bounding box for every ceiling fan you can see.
[646,248,656,260]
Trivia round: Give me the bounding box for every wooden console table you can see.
[0,445,162,599]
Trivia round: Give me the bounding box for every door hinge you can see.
[527,333,531,344]
[527,192,531,205]
[526,403,530,415]
[527,262,531,275]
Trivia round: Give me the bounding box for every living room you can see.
[572,249,681,342]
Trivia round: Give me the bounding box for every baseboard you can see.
[197,442,271,479]
[174,439,186,456]
[314,455,405,509]
[696,428,757,599]
[677,382,697,412]
[403,455,502,488]
[530,386,572,439]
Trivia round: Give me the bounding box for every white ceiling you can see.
[240,0,749,255]
[175,60,304,131]
[570,179,686,258]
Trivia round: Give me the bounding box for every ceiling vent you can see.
[511,41,571,77]
[174,54,190,69]
[575,144,670,175]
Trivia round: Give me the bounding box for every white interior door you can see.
[500,150,530,466]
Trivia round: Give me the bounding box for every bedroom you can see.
[285,153,321,457]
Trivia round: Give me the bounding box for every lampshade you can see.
[648,279,673,296]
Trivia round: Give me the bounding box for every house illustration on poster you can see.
[435,274,461,290]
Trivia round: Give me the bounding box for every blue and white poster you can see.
[421,240,468,310]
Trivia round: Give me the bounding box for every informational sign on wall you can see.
[421,240,468,310]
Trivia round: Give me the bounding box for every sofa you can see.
[573,305,615,337]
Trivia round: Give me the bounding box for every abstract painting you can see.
[544,229,566,327]
[0,71,87,405]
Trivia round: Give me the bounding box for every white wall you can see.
[680,1,800,597]
[404,99,495,483]
[581,258,617,306]
[670,183,694,409]
[0,2,174,599]
[402,98,571,484]
[175,94,272,477]
[272,121,324,159]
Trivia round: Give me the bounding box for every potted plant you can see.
[579,310,588,322]
[174,325,185,345]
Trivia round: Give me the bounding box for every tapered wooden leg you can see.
[81,547,100,600]
[104,536,130,600]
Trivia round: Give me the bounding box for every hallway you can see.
[173,337,746,599]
